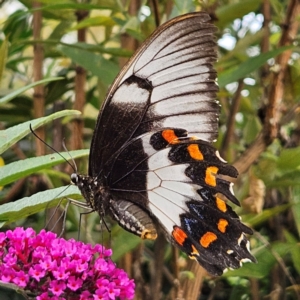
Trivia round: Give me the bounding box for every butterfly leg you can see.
[109,199,157,240]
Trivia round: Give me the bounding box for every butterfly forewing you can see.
[76,12,256,276]
[89,12,219,177]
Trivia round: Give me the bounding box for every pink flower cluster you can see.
[0,227,135,300]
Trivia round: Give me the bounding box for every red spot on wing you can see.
[172,226,188,246]
[162,130,179,144]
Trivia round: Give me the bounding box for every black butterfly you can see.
[71,12,256,276]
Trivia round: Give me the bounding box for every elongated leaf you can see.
[11,40,132,57]
[59,45,119,85]
[69,16,116,31]
[111,227,141,261]
[0,149,89,186]
[47,20,73,42]
[0,281,28,300]
[284,230,300,275]
[38,1,119,11]
[224,241,294,278]
[276,147,300,173]
[0,110,81,154]
[218,46,294,87]
[216,0,261,28]
[0,185,82,227]
[0,37,9,85]
[73,43,132,57]
[266,173,300,188]
[243,204,291,227]
[0,77,64,105]
[291,187,300,238]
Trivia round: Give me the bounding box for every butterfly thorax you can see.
[71,173,110,217]
[71,173,158,240]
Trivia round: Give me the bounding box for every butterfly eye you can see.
[70,173,78,184]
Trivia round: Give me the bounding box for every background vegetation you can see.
[1,0,300,299]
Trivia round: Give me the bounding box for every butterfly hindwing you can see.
[102,128,256,274]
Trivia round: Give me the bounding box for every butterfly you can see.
[71,11,256,276]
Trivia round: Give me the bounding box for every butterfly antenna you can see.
[62,139,78,174]
[30,124,76,173]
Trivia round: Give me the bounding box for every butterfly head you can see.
[70,173,109,217]
[70,173,79,185]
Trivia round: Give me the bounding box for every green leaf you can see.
[0,149,89,186]
[243,204,291,227]
[172,0,195,15]
[283,230,300,275]
[11,40,132,57]
[291,187,300,238]
[216,0,261,28]
[218,46,294,87]
[0,37,9,85]
[224,241,294,278]
[121,16,144,41]
[229,282,251,300]
[59,45,119,85]
[266,172,300,188]
[0,77,64,105]
[2,9,31,44]
[0,281,28,300]
[71,42,132,57]
[276,147,300,173]
[125,28,144,42]
[69,16,116,31]
[111,226,141,261]
[20,0,74,21]
[0,110,81,154]
[39,1,120,11]
[45,77,74,104]
[0,185,82,227]
[47,20,73,41]
[31,0,74,4]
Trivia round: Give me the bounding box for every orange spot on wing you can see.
[217,219,228,233]
[172,226,187,246]
[205,166,218,186]
[216,197,227,212]
[187,144,204,160]
[162,130,179,144]
[200,232,217,248]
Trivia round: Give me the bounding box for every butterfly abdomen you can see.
[110,199,157,240]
